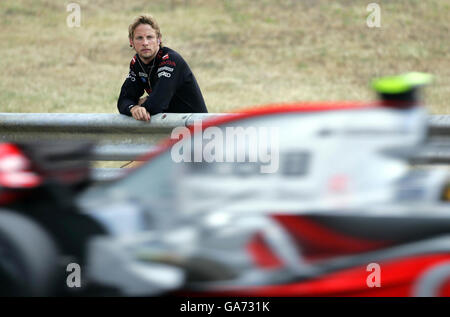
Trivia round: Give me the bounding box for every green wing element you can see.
[372,72,433,94]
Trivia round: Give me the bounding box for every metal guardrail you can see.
[1,113,449,181]
[0,113,236,145]
[0,113,236,181]
[428,115,450,136]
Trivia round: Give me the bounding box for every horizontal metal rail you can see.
[0,113,234,133]
[88,143,450,163]
[0,113,237,146]
[428,115,450,136]
[92,144,157,161]
[1,113,448,133]
[1,113,449,182]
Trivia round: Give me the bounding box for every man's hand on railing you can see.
[130,106,150,121]
[130,96,150,121]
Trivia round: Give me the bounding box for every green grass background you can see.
[1,0,449,114]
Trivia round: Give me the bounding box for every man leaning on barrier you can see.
[117,15,208,121]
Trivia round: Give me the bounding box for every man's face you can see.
[131,23,160,63]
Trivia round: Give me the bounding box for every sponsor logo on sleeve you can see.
[158,60,176,67]
[158,71,172,78]
[162,53,169,60]
[157,66,174,73]
[126,72,136,82]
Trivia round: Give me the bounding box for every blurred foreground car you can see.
[1,73,449,296]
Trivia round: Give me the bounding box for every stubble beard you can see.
[139,48,159,64]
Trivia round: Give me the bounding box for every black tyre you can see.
[0,209,60,296]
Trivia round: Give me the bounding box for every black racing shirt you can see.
[117,47,208,116]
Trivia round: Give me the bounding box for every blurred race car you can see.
[0,73,449,296]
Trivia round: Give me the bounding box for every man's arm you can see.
[117,69,145,116]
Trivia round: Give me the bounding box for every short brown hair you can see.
[128,15,162,46]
